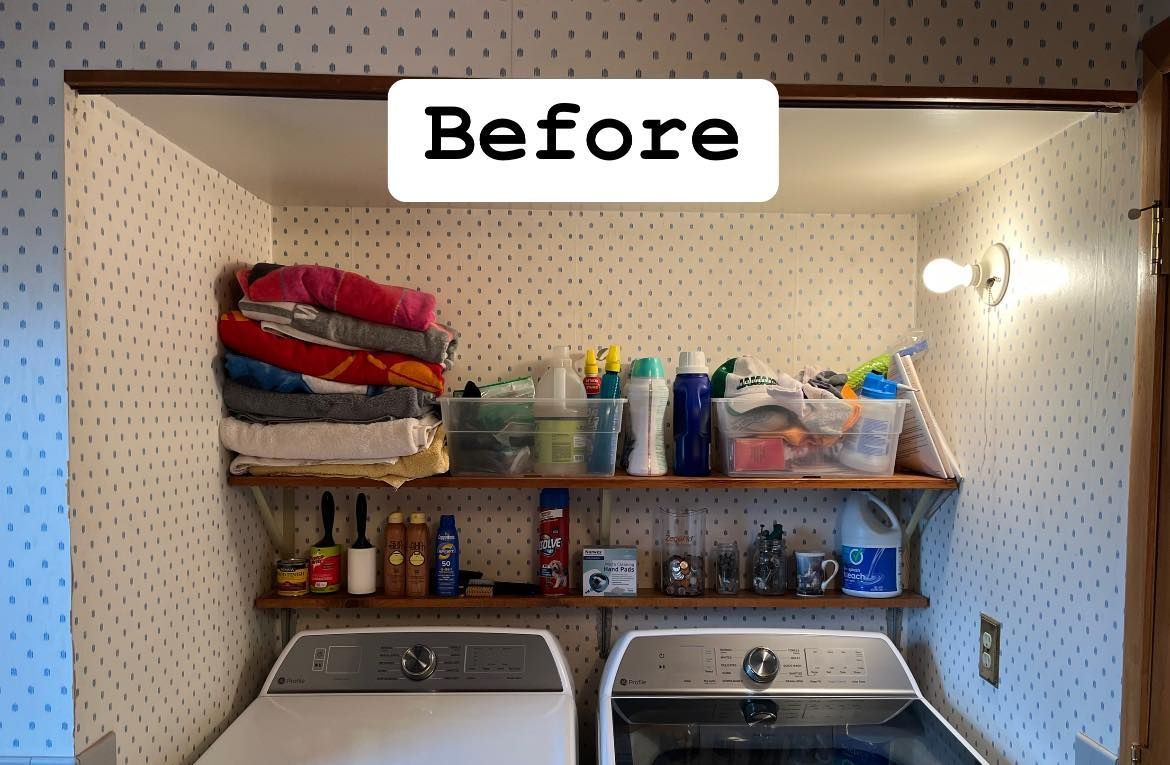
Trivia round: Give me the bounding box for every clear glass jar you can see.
[659,508,706,596]
[713,541,740,595]
[752,538,786,595]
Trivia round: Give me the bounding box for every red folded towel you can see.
[237,264,437,331]
[218,312,444,394]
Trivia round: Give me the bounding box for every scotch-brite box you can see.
[582,546,637,597]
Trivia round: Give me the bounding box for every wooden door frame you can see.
[1122,18,1170,765]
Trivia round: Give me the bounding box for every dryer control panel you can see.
[266,631,563,694]
[610,632,916,695]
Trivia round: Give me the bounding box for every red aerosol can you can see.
[538,488,570,595]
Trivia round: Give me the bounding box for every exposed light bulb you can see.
[922,258,976,294]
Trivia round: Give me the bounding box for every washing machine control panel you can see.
[266,631,563,693]
[610,633,916,695]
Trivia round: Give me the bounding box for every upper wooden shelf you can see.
[228,471,958,491]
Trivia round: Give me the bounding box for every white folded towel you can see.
[220,414,440,461]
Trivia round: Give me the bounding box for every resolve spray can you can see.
[538,488,570,595]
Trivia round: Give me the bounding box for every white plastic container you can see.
[839,492,903,598]
[535,346,589,476]
[625,358,669,476]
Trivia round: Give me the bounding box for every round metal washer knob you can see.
[401,644,437,681]
[743,646,779,684]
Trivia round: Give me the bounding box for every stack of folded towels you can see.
[218,262,457,486]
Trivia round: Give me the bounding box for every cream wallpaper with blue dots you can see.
[908,110,1141,763]
[0,0,1157,762]
[65,91,276,765]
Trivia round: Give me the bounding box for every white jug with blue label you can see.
[839,491,903,598]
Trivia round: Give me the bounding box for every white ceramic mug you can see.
[795,551,840,597]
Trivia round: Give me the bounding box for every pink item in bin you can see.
[733,437,786,472]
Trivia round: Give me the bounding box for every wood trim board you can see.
[1121,34,1170,764]
[63,69,1136,111]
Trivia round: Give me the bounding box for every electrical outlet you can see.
[979,613,1001,687]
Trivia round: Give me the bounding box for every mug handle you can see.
[820,559,840,591]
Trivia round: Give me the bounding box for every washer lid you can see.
[196,694,577,765]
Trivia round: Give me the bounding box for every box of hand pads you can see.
[582,547,637,597]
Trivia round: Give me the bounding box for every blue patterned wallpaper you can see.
[0,0,1156,760]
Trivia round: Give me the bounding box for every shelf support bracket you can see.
[250,486,298,558]
[886,607,904,648]
[599,488,613,545]
[280,609,296,646]
[598,607,614,658]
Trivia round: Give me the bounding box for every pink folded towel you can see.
[237,263,436,331]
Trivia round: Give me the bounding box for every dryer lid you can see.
[197,694,577,765]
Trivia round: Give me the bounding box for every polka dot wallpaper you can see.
[66,93,275,765]
[273,206,917,756]
[0,0,1157,761]
[907,110,1141,763]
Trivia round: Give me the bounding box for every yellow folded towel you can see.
[243,428,450,488]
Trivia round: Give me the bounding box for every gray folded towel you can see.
[223,379,437,424]
[239,298,458,368]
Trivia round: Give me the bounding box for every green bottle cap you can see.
[630,357,665,378]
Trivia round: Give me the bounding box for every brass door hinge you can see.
[1153,203,1165,276]
[1131,741,1142,764]
[1129,202,1165,276]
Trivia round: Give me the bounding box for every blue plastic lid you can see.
[860,372,898,399]
[439,514,456,527]
[540,488,570,508]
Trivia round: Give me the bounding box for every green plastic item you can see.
[846,354,891,391]
[630,357,666,378]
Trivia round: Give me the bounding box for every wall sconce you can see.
[922,243,1011,306]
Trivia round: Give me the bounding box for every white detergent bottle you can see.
[839,492,903,598]
[625,357,669,476]
[535,346,588,476]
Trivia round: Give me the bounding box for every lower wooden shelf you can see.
[255,589,928,610]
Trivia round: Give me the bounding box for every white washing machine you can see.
[599,628,988,765]
[197,627,576,765]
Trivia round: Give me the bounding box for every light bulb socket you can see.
[977,243,1011,306]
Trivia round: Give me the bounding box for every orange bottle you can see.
[384,512,407,597]
[405,512,430,598]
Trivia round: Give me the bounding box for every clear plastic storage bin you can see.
[438,397,626,477]
[712,398,908,477]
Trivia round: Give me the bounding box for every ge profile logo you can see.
[620,678,628,686]
[277,677,286,685]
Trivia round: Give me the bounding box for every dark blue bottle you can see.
[672,351,711,476]
[434,514,460,597]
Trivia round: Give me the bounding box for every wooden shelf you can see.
[229,471,958,491]
[255,589,929,610]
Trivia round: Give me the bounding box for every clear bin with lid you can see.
[712,398,908,477]
[438,397,626,477]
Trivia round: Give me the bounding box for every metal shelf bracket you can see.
[249,486,297,558]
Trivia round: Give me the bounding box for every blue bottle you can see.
[587,345,623,474]
[672,351,711,476]
[434,514,460,597]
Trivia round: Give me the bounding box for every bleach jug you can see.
[839,492,903,598]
